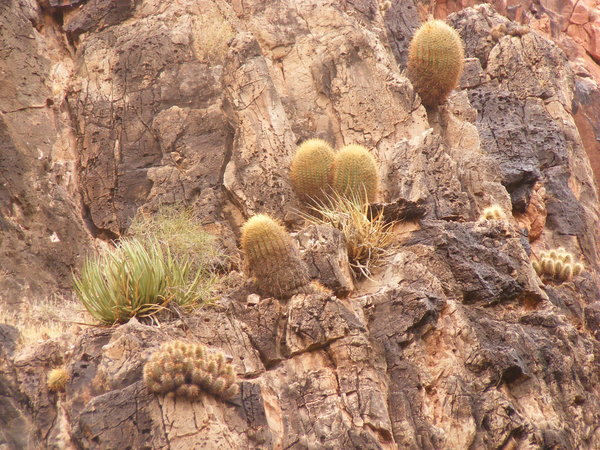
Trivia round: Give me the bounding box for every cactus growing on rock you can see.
[143,340,238,400]
[329,144,379,203]
[47,367,69,392]
[407,19,465,107]
[241,214,311,298]
[290,138,335,204]
[533,248,585,283]
[479,205,506,221]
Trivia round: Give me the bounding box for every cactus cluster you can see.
[407,20,465,108]
[290,140,379,204]
[479,205,506,221]
[533,248,584,283]
[143,340,238,400]
[241,214,311,299]
[47,367,70,392]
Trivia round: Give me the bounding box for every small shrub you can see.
[302,193,396,278]
[191,7,235,65]
[73,238,208,325]
[47,367,69,392]
[128,204,220,275]
[143,340,238,401]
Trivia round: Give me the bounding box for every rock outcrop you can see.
[2,0,600,449]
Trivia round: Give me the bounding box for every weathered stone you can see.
[295,225,354,297]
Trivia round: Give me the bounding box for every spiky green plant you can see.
[73,238,207,324]
[329,144,379,203]
[301,192,396,278]
[143,340,238,400]
[241,214,311,298]
[290,138,335,204]
[407,19,464,107]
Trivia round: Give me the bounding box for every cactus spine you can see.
[329,144,379,203]
[143,340,238,401]
[479,205,506,221]
[241,214,311,298]
[407,20,464,107]
[290,139,335,203]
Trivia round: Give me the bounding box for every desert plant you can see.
[479,205,506,221]
[73,238,208,324]
[329,144,379,203]
[407,19,464,107]
[301,193,396,278]
[290,138,335,204]
[533,247,584,283]
[143,340,238,400]
[128,204,220,275]
[241,214,311,298]
[47,367,69,392]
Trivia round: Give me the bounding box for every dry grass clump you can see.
[301,193,396,278]
[191,5,235,65]
[0,294,86,349]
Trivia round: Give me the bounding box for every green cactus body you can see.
[290,139,335,203]
[241,214,311,299]
[329,144,379,203]
[407,20,464,107]
[143,340,239,401]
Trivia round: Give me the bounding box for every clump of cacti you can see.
[47,367,69,392]
[143,340,238,400]
[329,144,379,203]
[479,205,506,221]
[241,214,311,298]
[407,19,465,107]
[290,138,335,204]
[532,247,584,283]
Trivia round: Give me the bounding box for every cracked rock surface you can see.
[2,1,600,449]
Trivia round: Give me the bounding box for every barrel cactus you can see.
[407,19,464,107]
[143,340,238,400]
[241,214,311,298]
[329,144,379,203]
[47,367,69,392]
[290,138,335,204]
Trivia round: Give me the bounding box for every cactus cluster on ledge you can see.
[533,248,584,283]
[479,205,506,221]
[406,19,464,108]
[290,140,379,205]
[143,340,238,400]
[241,214,311,299]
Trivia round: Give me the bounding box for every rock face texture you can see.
[431,0,600,198]
[2,0,600,449]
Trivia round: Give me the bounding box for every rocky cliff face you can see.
[2,1,600,449]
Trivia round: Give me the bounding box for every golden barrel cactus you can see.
[407,20,465,108]
[241,214,311,298]
[329,144,379,203]
[290,138,335,204]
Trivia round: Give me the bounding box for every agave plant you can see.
[73,238,206,324]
